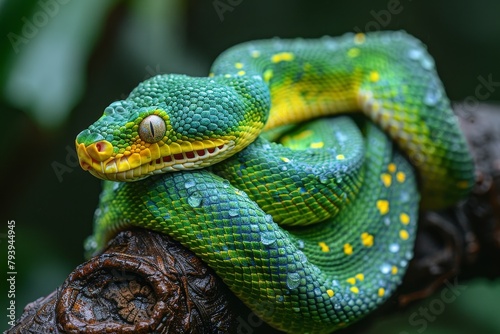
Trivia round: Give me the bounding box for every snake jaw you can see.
[76,138,235,181]
[146,140,235,174]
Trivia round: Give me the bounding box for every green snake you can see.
[75,31,474,333]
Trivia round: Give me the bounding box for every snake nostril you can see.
[86,140,113,162]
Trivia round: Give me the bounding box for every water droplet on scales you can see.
[286,272,301,289]
[188,194,203,207]
[424,85,442,106]
[184,179,196,189]
[261,231,277,245]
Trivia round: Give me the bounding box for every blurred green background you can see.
[1,0,500,333]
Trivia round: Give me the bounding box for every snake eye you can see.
[139,115,166,143]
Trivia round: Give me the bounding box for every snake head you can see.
[76,74,269,181]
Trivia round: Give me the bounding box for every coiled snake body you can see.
[76,31,474,333]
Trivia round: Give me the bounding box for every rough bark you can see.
[6,104,500,334]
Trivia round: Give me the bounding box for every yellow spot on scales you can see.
[251,50,260,58]
[347,48,360,58]
[326,289,335,297]
[391,266,398,275]
[378,288,385,297]
[318,242,330,252]
[271,52,295,63]
[381,173,392,187]
[400,213,410,225]
[280,157,290,163]
[388,163,397,173]
[399,230,409,240]
[310,142,324,149]
[343,243,353,255]
[346,277,356,285]
[354,33,366,44]
[396,171,406,183]
[263,69,273,82]
[350,287,360,294]
[376,200,389,215]
[361,232,374,247]
[355,273,364,281]
[336,154,345,160]
[237,70,246,76]
[234,62,244,69]
[369,71,380,82]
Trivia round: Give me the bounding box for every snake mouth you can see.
[76,138,234,181]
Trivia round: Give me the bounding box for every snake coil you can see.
[76,31,474,333]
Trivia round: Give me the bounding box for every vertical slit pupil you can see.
[149,121,155,138]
